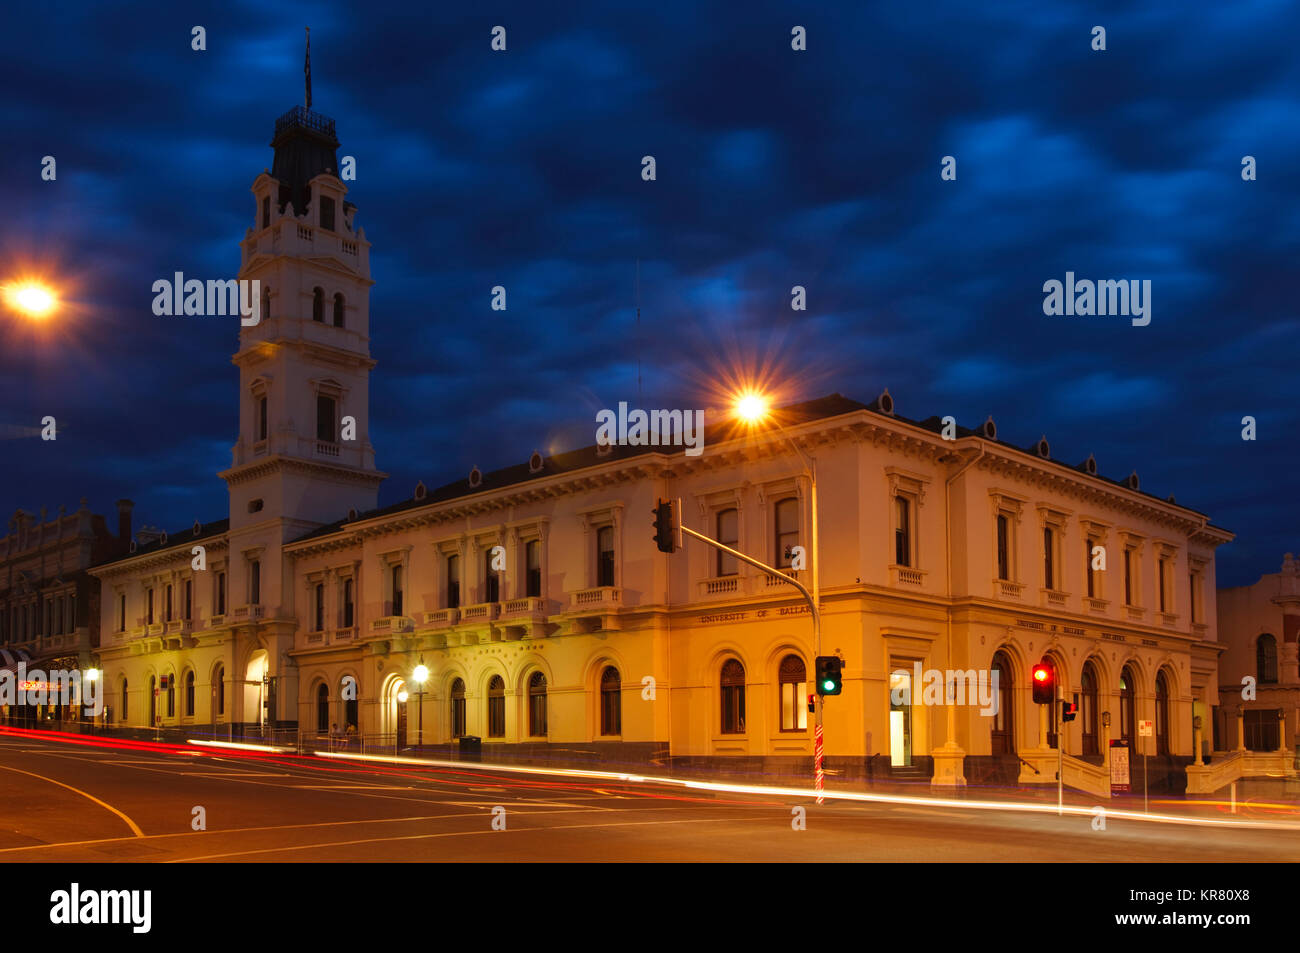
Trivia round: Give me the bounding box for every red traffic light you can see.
[1031,661,1055,705]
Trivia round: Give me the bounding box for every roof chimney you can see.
[115,499,134,543]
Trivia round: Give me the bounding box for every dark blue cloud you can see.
[1,0,1296,585]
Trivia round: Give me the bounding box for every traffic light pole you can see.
[1057,698,1063,816]
[676,521,825,803]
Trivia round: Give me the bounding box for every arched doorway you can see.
[1155,670,1170,756]
[245,650,268,731]
[1119,665,1137,747]
[315,683,330,733]
[990,650,1014,756]
[384,677,408,749]
[1080,660,1100,756]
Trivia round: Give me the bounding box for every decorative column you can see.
[1237,710,1246,752]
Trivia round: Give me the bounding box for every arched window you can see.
[775,499,798,568]
[316,683,329,733]
[332,292,345,328]
[261,285,270,322]
[1119,665,1136,745]
[120,678,128,722]
[600,666,621,736]
[450,678,466,738]
[214,666,224,717]
[184,671,195,717]
[778,654,807,732]
[528,671,548,737]
[487,675,505,737]
[990,651,1013,755]
[1257,634,1278,684]
[1155,670,1170,756]
[312,286,324,322]
[720,658,746,734]
[1080,660,1099,756]
[716,508,738,576]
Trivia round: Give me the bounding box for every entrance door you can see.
[396,697,408,749]
[990,651,1014,756]
[889,669,913,767]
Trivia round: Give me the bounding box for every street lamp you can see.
[2,281,58,320]
[413,661,429,750]
[734,392,823,801]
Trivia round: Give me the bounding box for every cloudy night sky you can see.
[1,0,1296,586]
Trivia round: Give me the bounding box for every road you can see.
[0,730,1297,862]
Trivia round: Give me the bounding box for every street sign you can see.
[1138,719,1153,737]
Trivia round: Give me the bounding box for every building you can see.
[1214,553,1299,754]
[83,93,1238,796]
[0,499,129,724]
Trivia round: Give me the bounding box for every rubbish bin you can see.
[458,735,482,762]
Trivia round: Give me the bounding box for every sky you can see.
[0,0,1296,586]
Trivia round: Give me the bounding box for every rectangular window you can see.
[996,514,1010,581]
[314,584,324,631]
[716,509,739,576]
[319,195,335,231]
[146,588,154,625]
[1124,548,1134,606]
[484,550,500,603]
[261,195,270,229]
[525,540,541,598]
[597,526,615,587]
[1086,538,1096,598]
[118,593,126,632]
[895,497,912,568]
[257,396,268,441]
[316,395,336,443]
[1043,526,1055,590]
[165,585,173,622]
[343,578,354,628]
[775,498,799,569]
[391,564,403,617]
[447,555,460,609]
[216,572,226,615]
[184,580,192,619]
[1158,558,1168,612]
[1190,572,1199,623]
[250,560,261,605]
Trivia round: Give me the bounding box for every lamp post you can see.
[735,393,823,801]
[413,661,429,751]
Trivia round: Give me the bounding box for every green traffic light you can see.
[823,679,835,691]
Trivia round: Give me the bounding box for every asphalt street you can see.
[0,731,1296,862]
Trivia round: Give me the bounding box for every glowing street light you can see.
[734,391,770,423]
[3,281,58,320]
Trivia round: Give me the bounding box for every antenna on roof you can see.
[304,27,312,109]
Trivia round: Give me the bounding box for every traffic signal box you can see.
[1031,661,1055,705]
[815,656,843,696]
